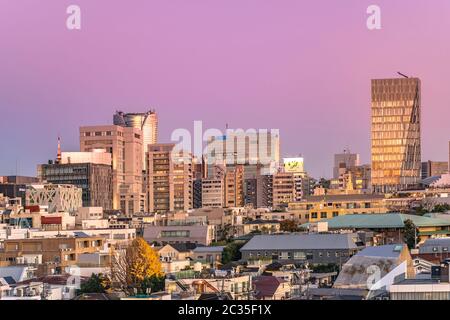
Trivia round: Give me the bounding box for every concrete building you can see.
[25,184,82,214]
[146,143,193,213]
[330,164,371,192]
[333,150,360,179]
[113,110,158,170]
[201,178,224,208]
[421,161,449,179]
[314,244,416,300]
[80,125,145,214]
[301,213,450,245]
[224,165,244,208]
[371,77,421,193]
[240,233,361,265]
[0,176,39,206]
[143,224,216,246]
[272,173,295,210]
[206,130,280,176]
[290,193,388,222]
[0,235,105,273]
[38,162,113,210]
[256,174,273,208]
[243,220,280,235]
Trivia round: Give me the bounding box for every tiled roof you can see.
[253,276,286,299]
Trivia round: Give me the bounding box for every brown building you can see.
[0,236,105,273]
[224,165,245,208]
[80,125,145,215]
[421,160,449,179]
[146,143,193,213]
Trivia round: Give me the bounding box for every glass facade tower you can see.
[371,77,421,193]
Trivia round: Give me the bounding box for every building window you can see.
[320,212,327,219]
[311,212,318,219]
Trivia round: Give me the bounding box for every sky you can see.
[1,0,450,179]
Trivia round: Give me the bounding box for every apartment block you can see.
[146,143,193,213]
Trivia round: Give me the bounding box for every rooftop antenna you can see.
[56,135,62,164]
[397,72,409,78]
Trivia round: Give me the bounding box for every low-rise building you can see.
[192,246,224,265]
[290,194,388,223]
[143,224,217,246]
[26,184,82,214]
[301,213,450,244]
[240,233,361,265]
[252,275,292,300]
[0,235,105,274]
[243,220,281,235]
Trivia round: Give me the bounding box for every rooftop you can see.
[300,213,450,230]
[240,233,359,251]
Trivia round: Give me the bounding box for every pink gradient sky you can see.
[1,0,450,178]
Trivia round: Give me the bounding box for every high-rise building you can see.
[224,165,244,208]
[79,125,145,214]
[421,161,449,179]
[38,162,113,210]
[256,174,273,209]
[146,143,193,213]
[333,150,360,179]
[371,77,421,193]
[206,130,280,176]
[113,110,158,170]
[201,178,224,208]
[272,172,295,210]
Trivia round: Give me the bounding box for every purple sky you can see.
[1,0,450,178]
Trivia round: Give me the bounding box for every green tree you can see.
[432,204,450,213]
[140,275,165,294]
[403,219,420,249]
[221,241,244,264]
[280,219,300,232]
[78,273,110,294]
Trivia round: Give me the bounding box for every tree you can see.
[403,219,419,249]
[432,204,450,213]
[140,275,165,294]
[110,237,164,295]
[280,220,300,232]
[78,273,110,294]
[221,241,245,264]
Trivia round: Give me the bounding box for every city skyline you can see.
[2,1,450,179]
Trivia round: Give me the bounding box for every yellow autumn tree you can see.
[110,237,164,295]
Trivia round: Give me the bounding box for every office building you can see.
[25,184,82,214]
[206,130,280,176]
[0,176,39,205]
[113,110,158,170]
[79,125,145,214]
[421,161,449,179]
[38,162,113,210]
[333,150,360,179]
[371,77,421,193]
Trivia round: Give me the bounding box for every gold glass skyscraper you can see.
[371,77,421,193]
